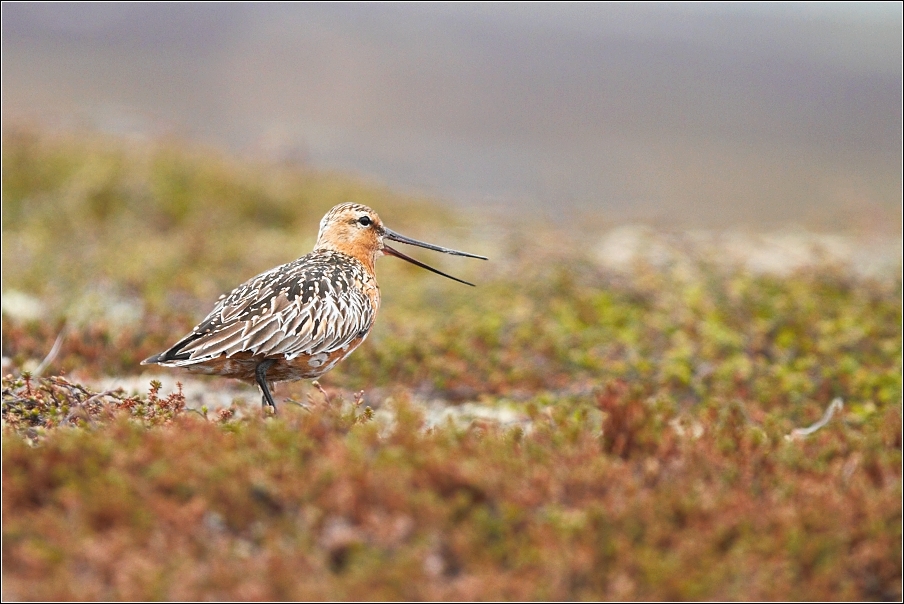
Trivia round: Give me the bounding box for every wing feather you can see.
[243,318,283,351]
[182,322,247,359]
[152,251,376,366]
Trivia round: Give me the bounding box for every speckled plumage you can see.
[143,203,486,411]
[144,249,379,381]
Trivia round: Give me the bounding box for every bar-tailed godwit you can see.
[142,203,486,411]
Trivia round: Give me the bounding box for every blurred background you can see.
[3,2,902,229]
[3,8,902,600]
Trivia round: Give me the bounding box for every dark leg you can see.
[255,359,277,412]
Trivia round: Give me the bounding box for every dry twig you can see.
[786,398,844,440]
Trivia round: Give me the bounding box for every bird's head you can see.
[314,203,487,285]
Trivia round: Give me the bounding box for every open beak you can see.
[382,227,488,286]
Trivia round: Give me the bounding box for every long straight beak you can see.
[382,227,488,286]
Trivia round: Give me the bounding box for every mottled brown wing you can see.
[148,252,375,366]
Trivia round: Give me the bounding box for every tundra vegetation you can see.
[2,127,901,600]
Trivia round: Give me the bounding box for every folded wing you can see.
[145,252,375,366]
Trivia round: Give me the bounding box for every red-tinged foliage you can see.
[1,314,195,380]
[2,378,901,600]
[4,373,185,427]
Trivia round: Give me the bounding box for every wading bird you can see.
[142,203,486,411]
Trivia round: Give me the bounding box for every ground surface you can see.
[2,128,901,600]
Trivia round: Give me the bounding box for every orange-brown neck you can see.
[314,238,379,276]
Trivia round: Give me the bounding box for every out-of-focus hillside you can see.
[3,3,901,227]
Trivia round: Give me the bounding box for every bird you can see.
[142,202,487,412]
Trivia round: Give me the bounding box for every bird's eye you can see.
[358,216,372,227]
